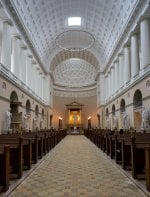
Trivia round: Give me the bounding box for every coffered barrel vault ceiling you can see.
[1,0,145,94]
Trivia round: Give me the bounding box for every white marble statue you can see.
[123,112,130,130]
[141,108,150,130]
[33,117,38,130]
[5,109,12,131]
[106,117,110,129]
[113,115,118,130]
[23,114,29,131]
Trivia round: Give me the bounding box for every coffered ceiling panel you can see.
[3,0,139,71]
[53,58,97,88]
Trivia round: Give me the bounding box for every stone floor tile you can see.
[9,136,147,197]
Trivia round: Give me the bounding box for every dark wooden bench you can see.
[0,134,32,170]
[0,145,10,192]
[0,137,23,179]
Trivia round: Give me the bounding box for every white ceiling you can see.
[1,0,144,94]
[4,0,139,70]
[53,58,97,88]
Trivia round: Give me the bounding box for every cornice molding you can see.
[53,89,96,98]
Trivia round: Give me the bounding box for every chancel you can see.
[0,0,150,196]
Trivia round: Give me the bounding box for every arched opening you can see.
[120,99,126,129]
[120,99,126,113]
[50,114,53,128]
[42,109,44,119]
[97,114,100,128]
[23,100,31,131]
[33,105,39,131]
[26,100,31,114]
[106,108,109,117]
[10,91,18,102]
[40,109,45,130]
[112,104,118,130]
[10,91,22,132]
[133,89,142,109]
[133,89,143,132]
[105,108,110,129]
[35,105,39,117]
[112,104,115,116]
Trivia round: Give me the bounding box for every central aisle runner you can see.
[10,135,146,197]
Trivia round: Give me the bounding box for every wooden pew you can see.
[0,137,23,179]
[0,134,32,170]
[109,134,116,159]
[131,135,150,179]
[0,145,9,192]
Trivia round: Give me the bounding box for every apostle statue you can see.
[5,109,12,131]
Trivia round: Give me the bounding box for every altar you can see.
[65,101,84,132]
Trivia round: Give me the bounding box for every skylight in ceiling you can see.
[68,17,81,26]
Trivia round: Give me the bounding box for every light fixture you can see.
[68,17,81,26]
[59,116,63,120]
[88,116,91,120]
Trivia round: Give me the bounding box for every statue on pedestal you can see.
[141,108,150,131]
[5,109,12,131]
[23,114,29,132]
[113,115,118,130]
[123,112,130,131]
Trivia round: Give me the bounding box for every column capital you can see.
[2,18,13,26]
[31,60,36,65]
[27,54,33,59]
[20,44,27,50]
[123,42,130,48]
[12,34,21,40]
[139,16,150,24]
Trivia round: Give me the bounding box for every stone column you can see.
[42,76,45,101]
[118,54,124,88]
[124,45,131,84]
[105,75,108,100]
[114,60,118,92]
[131,33,140,77]
[20,44,27,82]
[45,75,50,105]
[108,72,111,98]
[11,35,21,77]
[39,72,43,99]
[1,20,12,70]
[140,18,150,70]
[37,69,41,96]
[35,66,39,95]
[26,54,32,87]
[31,61,37,93]
[112,65,115,94]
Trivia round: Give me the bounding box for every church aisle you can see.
[9,135,146,197]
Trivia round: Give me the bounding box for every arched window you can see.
[133,89,142,109]
[112,104,115,116]
[120,99,126,113]
[26,100,31,114]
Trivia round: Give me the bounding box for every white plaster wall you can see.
[0,75,49,133]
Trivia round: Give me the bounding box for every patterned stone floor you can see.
[8,135,147,197]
